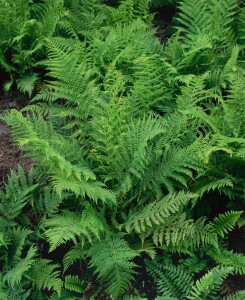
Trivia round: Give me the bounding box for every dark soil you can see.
[0,90,33,188]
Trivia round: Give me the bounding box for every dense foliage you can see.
[0,0,245,299]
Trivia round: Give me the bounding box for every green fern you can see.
[187,267,233,300]
[146,215,218,250]
[220,291,245,300]
[89,238,138,298]
[64,275,84,294]
[0,0,70,94]
[1,110,116,204]
[16,73,39,97]
[0,1,244,299]
[44,204,105,251]
[146,260,194,299]
[0,166,37,220]
[208,249,245,275]
[30,259,63,295]
[63,243,86,272]
[3,246,37,287]
[125,192,196,233]
[209,211,242,238]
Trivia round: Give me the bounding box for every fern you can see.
[0,0,244,298]
[3,246,37,287]
[129,55,173,114]
[0,0,70,94]
[89,238,138,298]
[125,192,195,233]
[34,187,64,216]
[187,267,233,300]
[146,260,194,299]
[44,205,105,251]
[146,215,218,250]
[63,0,106,38]
[181,256,208,274]
[2,110,116,204]
[30,259,63,295]
[208,249,245,275]
[0,273,31,300]
[105,0,152,24]
[0,166,37,220]
[33,37,98,125]
[177,0,239,50]
[209,211,242,238]
[63,243,86,272]
[64,275,84,294]
[16,73,39,97]
[238,8,245,47]
[220,291,245,300]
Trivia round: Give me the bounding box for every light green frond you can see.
[125,192,195,233]
[44,205,105,252]
[89,238,138,298]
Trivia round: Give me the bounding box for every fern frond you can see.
[238,8,245,46]
[30,259,63,295]
[209,249,245,275]
[187,267,233,300]
[219,45,240,89]
[0,272,31,300]
[44,205,105,252]
[182,256,207,274]
[34,37,98,122]
[146,260,194,299]
[64,0,104,38]
[3,246,37,287]
[194,177,234,198]
[64,275,84,294]
[31,0,69,38]
[177,0,239,49]
[63,243,86,272]
[2,110,116,204]
[147,215,218,250]
[89,238,138,298]
[210,211,242,238]
[105,0,152,24]
[155,139,209,192]
[6,228,32,267]
[34,187,63,216]
[125,192,195,233]
[129,55,172,114]
[16,73,39,97]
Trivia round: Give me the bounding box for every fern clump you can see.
[0,0,244,299]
